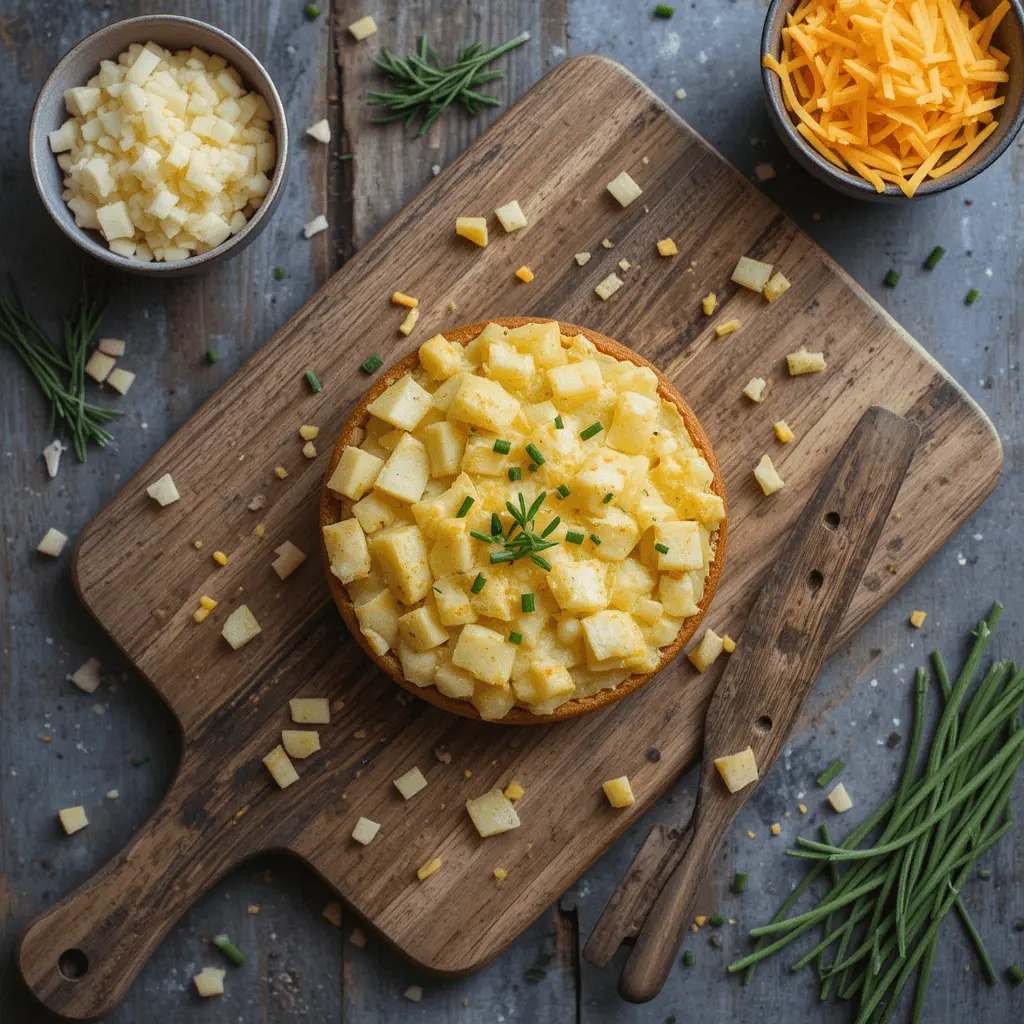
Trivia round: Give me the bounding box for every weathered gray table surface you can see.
[1,1,1021,1021]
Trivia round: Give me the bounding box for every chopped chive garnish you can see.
[1008,964,1024,985]
[206,347,219,363]
[965,288,980,305]
[529,463,539,472]
[213,934,245,966]
[815,758,844,788]
[603,492,613,504]
[655,3,675,15]
[683,950,695,967]
[470,573,486,594]
[554,415,564,429]
[508,631,523,645]
[977,868,992,879]
[590,534,601,545]
[493,438,512,455]
[490,551,516,564]
[361,353,383,374]
[565,531,585,545]
[304,370,322,393]
[883,269,900,287]
[490,512,503,535]
[923,246,945,269]
[470,530,493,543]
[521,593,536,613]
[731,872,747,893]
[455,495,474,517]
[508,467,522,482]
[272,266,287,280]
[654,542,669,554]
[556,484,571,498]
[304,3,322,18]
[338,153,354,161]
[530,554,552,571]
[541,516,560,538]
[580,422,603,440]
[709,914,724,927]
[525,443,545,465]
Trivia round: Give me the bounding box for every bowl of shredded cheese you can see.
[30,15,288,273]
[761,0,1024,198]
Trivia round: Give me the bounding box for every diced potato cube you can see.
[304,214,328,238]
[70,658,102,693]
[421,421,466,477]
[606,390,659,455]
[428,518,475,577]
[352,491,396,534]
[126,45,161,85]
[575,251,591,266]
[419,334,462,381]
[659,574,699,617]
[471,682,516,720]
[289,698,330,724]
[48,119,78,153]
[764,271,791,302]
[688,628,725,672]
[367,374,433,431]
[394,767,428,799]
[506,321,566,366]
[306,118,331,143]
[348,15,379,41]
[430,372,465,412]
[263,745,299,788]
[774,420,795,443]
[146,472,180,506]
[398,605,449,652]
[369,525,432,605]
[452,624,517,687]
[731,256,774,293]
[417,856,443,880]
[272,540,306,580]
[193,968,225,998]
[448,374,520,433]
[466,789,521,837]
[96,200,135,241]
[327,446,384,501]
[787,348,826,375]
[106,368,135,395]
[595,273,624,301]
[436,662,477,698]
[656,238,678,257]
[546,558,609,614]
[367,628,393,658]
[485,340,535,391]
[222,604,262,650]
[655,521,703,572]
[398,308,420,336]
[352,816,381,845]
[606,170,643,207]
[374,434,431,504]
[589,507,640,561]
[602,776,635,808]
[722,635,737,653]
[494,200,527,232]
[323,519,371,584]
[281,729,321,759]
[455,216,488,247]
[85,350,116,383]
[713,746,759,792]
[547,360,603,409]
[582,610,644,662]
[514,661,576,704]
[58,805,89,834]
[355,589,401,648]
[524,400,558,427]
[631,597,663,624]
[36,527,69,557]
[909,610,927,628]
[828,782,853,813]
[702,292,717,316]
[754,454,785,495]
[743,377,767,403]
[433,577,476,626]
[715,319,741,337]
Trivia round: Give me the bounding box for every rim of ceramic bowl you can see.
[29,14,289,273]
[760,0,1024,199]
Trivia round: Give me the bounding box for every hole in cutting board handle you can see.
[823,511,841,530]
[58,948,89,981]
[807,569,824,593]
[755,715,773,734]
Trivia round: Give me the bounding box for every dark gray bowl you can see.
[761,0,1024,200]
[29,14,288,275]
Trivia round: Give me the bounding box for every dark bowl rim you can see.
[760,0,1024,198]
[28,13,289,273]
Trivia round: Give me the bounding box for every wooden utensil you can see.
[584,406,920,1002]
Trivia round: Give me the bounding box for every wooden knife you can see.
[582,405,920,1002]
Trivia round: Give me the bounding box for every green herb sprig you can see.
[486,491,558,570]
[367,32,530,135]
[0,280,119,461]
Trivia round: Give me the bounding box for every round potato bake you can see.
[320,317,726,724]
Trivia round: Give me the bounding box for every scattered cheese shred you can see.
[763,0,1011,196]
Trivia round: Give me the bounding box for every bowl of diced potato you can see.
[29,14,287,273]
[320,318,727,725]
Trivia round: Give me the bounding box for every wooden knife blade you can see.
[582,406,920,1002]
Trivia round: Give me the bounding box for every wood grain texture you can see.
[11,51,1004,1023]
[319,316,727,724]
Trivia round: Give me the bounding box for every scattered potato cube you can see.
[754,454,785,496]
[595,273,624,301]
[272,541,306,580]
[404,985,424,1002]
[263,745,299,788]
[787,348,826,375]
[58,805,89,835]
[98,337,126,357]
[702,292,717,316]
[328,445,384,500]
[722,635,737,653]
[300,424,320,441]
[828,782,853,813]
[302,440,317,459]
[456,216,488,247]
[601,238,614,249]
[348,14,378,40]
[909,610,927,628]
[770,822,782,836]
[656,238,678,257]
[774,421,795,444]
[399,307,420,336]
[606,170,643,207]
[106,367,135,395]
[715,319,741,337]
[306,118,331,143]
[281,729,320,759]
[688,628,726,672]
[37,527,69,557]
[503,781,525,801]
[713,746,759,792]
[618,259,631,273]
[764,271,791,302]
[274,466,289,480]
[731,256,774,293]
[304,214,329,238]
[515,266,534,283]
[743,377,767,403]
[391,291,418,308]
[495,200,527,232]
[290,697,330,724]
[193,968,225,998]
[602,776,635,808]
[70,657,101,693]
[466,789,521,837]
[84,349,115,383]
[574,251,591,266]
[493,867,508,880]
[352,816,381,845]
[416,856,443,881]
[222,604,262,649]
[147,473,180,507]
[394,767,428,800]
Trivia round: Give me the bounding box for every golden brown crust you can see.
[320,317,727,725]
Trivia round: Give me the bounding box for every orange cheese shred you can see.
[764,0,1009,195]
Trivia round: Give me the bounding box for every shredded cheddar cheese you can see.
[763,0,1011,196]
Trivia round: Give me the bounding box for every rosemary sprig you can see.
[367,31,530,135]
[487,491,558,569]
[0,280,119,461]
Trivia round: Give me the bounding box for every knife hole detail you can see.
[808,569,824,593]
[755,715,773,734]
[823,511,841,530]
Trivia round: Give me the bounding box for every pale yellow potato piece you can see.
[714,746,759,792]
[602,776,635,808]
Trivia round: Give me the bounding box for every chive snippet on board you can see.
[1008,964,1024,985]
[493,438,512,455]
[508,631,523,645]
[923,245,945,269]
[213,934,245,966]
[815,758,844,788]
[470,573,486,594]
[580,421,603,440]
[304,370,322,393]
[682,950,696,967]
[965,288,981,306]
[455,495,474,518]
[655,3,676,15]
[731,872,747,894]
[272,266,287,280]
[509,466,523,482]
[304,3,322,19]
[521,593,536,613]
[206,347,219,364]
[883,269,900,288]
[361,353,383,374]
[709,914,725,927]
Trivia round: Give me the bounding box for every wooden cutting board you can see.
[20,56,1001,1021]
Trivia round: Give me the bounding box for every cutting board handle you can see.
[19,762,245,1021]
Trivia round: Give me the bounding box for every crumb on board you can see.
[322,901,342,927]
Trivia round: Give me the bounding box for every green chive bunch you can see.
[731,603,1024,1022]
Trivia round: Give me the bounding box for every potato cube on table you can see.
[466,789,521,837]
